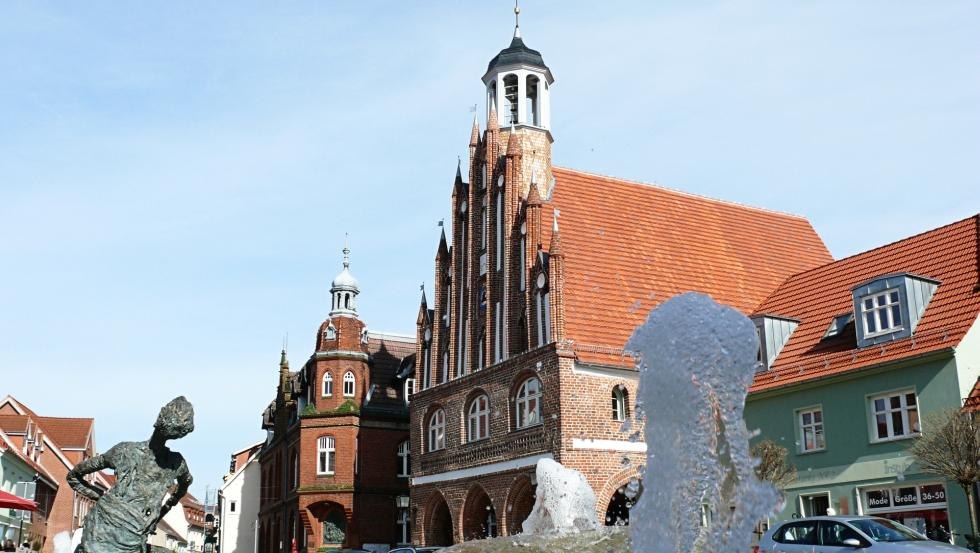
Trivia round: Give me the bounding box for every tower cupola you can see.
[329,238,360,317]
[482,4,554,132]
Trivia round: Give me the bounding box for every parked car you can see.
[390,547,445,553]
[759,516,971,551]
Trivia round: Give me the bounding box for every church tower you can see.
[481,4,555,195]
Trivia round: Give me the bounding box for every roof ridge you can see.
[366,330,415,342]
[553,166,811,220]
[768,213,979,287]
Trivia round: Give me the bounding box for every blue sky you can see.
[1,1,977,500]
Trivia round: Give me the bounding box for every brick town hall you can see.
[406,12,833,547]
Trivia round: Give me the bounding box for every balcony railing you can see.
[420,427,549,475]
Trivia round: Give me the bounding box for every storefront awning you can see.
[0,489,37,511]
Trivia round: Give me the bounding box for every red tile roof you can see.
[750,215,980,393]
[0,414,28,433]
[545,167,834,366]
[964,378,980,412]
[33,416,93,449]
[0,428,59,488]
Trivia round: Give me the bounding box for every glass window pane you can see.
[889,291,899,303]
[864,298,874,310]
[892,411,905,435]
[865,313,877,333]
[874,399,885,412]
[815,428,825,449]
[813,410,822,423]
[876,414,888,438]
[890,396,902,409]
[906,393,916,406]
[909,408,920,433]
[803,428,814,450]
[892,305,902,327]
[802,412,812,425]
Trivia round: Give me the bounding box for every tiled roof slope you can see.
[964,378,980,412]
[546,167,833,365]
[751,215,980,393]
[34,416,93,449]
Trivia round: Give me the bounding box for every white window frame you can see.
[515,377,542,429]
[798,406,826,453]
[317,436,336,475]
[860,288,904,337]
[612,387,628,422]
[322,373,333,397]
[467,394,491,442]
[441,352,449,384]
[397,507,410,545]
[404,378,415,405]
[343,371,355,397]
[397,440,410,477]
[477,335,485,370]
[427,409,446,452]
[495,303,502,363]
[869,390,920,442]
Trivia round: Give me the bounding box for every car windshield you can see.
[847,518,926,542]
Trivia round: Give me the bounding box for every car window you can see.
[847,518,925,542]
[820,521,863,546]
[774,521,818,545]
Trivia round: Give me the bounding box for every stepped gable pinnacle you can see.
[549,212,563,256]
[453,160,465,192]
[526,181,543,205]
[437,227,449,257]
[419,284,428,307]
[469,115,480,147]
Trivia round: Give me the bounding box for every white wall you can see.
[954,316,980,402]
[219,456,260,553]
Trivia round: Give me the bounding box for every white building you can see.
[218,443,261,553]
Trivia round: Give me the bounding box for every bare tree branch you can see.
[752,439,797,490]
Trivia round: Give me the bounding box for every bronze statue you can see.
[67,397,194,553]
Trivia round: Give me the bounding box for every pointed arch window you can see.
[441,351,449,384]
[322,373,333,397]
[612,386,630,422]
[496,190,504,271]
[515,377,542,429]
[317,436,335,475]
[467,394,491,442]
[427,409,446,452]
[477,334,486,370]
[343,371,355,397]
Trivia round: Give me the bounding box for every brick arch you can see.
[597,465,644,525]
[461,482,499,541]
[422,490,454,547]
[504,474,536,536]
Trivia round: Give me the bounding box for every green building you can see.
[745,215,980,548]
[0,429,57,547]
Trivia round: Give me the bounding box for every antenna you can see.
[514,0,521,38]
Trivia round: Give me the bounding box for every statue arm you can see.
[66,452,113,501]
[160,459,193,517]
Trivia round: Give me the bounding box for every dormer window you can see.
[860,289,903,337]
[851,273,938,347]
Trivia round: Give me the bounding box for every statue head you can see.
[154,396,195,439]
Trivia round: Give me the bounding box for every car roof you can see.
[773,515,880,524]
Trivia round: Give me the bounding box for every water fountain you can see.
[444,293,780,552]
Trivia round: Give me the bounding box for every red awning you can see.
[0,489,37,511]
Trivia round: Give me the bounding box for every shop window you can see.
[869,391,919,441]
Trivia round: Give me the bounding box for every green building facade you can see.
[0,446,36,544]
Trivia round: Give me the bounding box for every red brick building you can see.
[0,396,110,553]
[407,17,834,547]
[257,246,415,553]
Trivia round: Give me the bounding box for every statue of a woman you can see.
[67,397,194,553]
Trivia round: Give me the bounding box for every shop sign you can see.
[864,483,947,512]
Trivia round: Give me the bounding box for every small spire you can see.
[488,105,499,131]
[420,283,428,306]
[513,0,521,39]
[438,226,449,257]
[527,181,542,205]
[469,114,480,147]
[549,210,564,256]
[343,233,350,269]
[506,127,522,156]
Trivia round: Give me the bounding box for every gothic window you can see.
[519,222,527,291]
[467,394,491,442]
[482,196,488,251]
[612,386,630,422]
[496,190,503,271]
[343,371,355,397]
[317,436,335,475]
[427,409,446,452]
[397,440,410,477]
[494,303,503,363]
[322,373,333,397]
[515,377,542,429]
[441,352,449,384]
